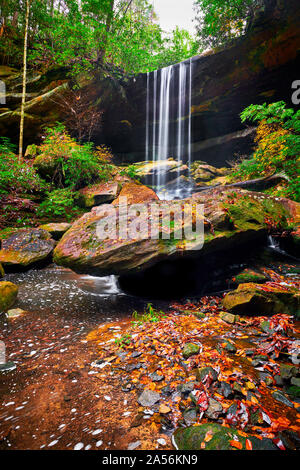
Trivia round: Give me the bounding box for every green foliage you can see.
[0,138,49,195]
[120,164,139,180]
[115,333,132,348]
[36,188,78,219]
[194,0,260,48]
[1,0,200,75]
[233,102,300,202]
[132,303,166,325]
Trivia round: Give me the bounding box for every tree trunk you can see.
[18,0,30,162]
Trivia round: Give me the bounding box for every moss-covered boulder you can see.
[182,343,200,359]
[173,423,277,450]
[39,223,72,240]
[112,182,159,205]
[0,263,4,278]
[53,188,296,277]
[77,182,120,208]
[0,229,55,270]
[222,283,300,316]
[191,161,230,183]
[0,282,18,312]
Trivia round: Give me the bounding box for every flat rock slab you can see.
[222,282,299,316]
[0,229,55,270]
[0,281,18,312]
[138,389,160,407]
[112,182,158,205]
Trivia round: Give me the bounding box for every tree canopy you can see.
[0,0,199,75]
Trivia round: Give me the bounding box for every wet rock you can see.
[127,441,141,450]
[234,268,267,284]
[181,382,196,395]
[137,389,160,407]
[222,283,299,316]
[280,364,298,381]
[173,423,277,450]
[54,188,294,278]
[272,391,294,407]
[149,372,164,382]
[112,182,158,205]
[182,343,200,359]
[219,381,234,398]
[0,361,16,372]
[219,312,236,324]
[197,366,218,383]
[0,229,55,270]
[205,398,223,420]
[232,382,243,395]
[217,339,237,354]
[134,159,188,185]
[260,320,274,334]
[291,377,300,387]
[183,408,197,426]
[0,263,4,278]
[0,281,18,312]
[6,308,25,318]
[39,223,72,240]
[78,182,120,208]
[286,386,300,398]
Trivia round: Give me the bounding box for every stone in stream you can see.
[217,339,237,354]
[137,389,160,407]
[173,423,278,450]
[205,398,223,420]
[6,308,25,318]
[222,282,300,316]
[39,223,72,240]
[272,391,294,408]
[196,366,218,383]
[182,343,200,359]
[0,229,55,270]
[0,281,18,312]
[0,361,16,372]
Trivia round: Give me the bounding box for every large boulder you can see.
[77,182,121,208]
[173,423,277,450]
[222,283,300,316]
[0,282,18,312]
[39,223,72,240]
[53,188,295,277]
[0,229,55,270]
[112,182,159,205]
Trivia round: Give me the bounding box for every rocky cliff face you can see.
[0,0,299,167]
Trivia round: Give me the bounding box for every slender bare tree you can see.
[18,0,30,162]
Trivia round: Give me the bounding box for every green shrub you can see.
[120,164,140,180]
[232,102,300,201]
[0,138,49,195]
[37,188,78,219]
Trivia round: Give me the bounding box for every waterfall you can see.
[145,59,193,193]
[145,72,150,163]
[157,65,173,188]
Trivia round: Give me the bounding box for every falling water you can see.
[146,59,193,196]
[145,72,150,163]
[157,65,173,188]
[177,62,187,188]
